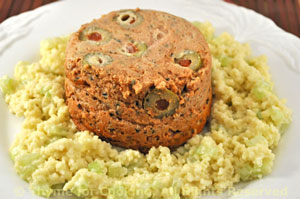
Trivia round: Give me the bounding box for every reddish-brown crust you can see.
[65,9,212,152]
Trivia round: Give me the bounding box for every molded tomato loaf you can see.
[65,9,212,152]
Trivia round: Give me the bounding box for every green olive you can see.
[79,27,112,44]
[144,89,179,118]
[116,10,143,27]
[83,53,113,67]
[174,50,202,71]
[121,42,147,57]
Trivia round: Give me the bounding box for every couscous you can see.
[0,22,291,199]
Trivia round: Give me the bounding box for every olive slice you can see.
[144,89,179,118]
[83,53,113,67]
[121,42,147,57]
[79,27,112,44]
[116,10,143,27]
[174,50,202,71]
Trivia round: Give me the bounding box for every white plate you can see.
[1,0,300,198]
